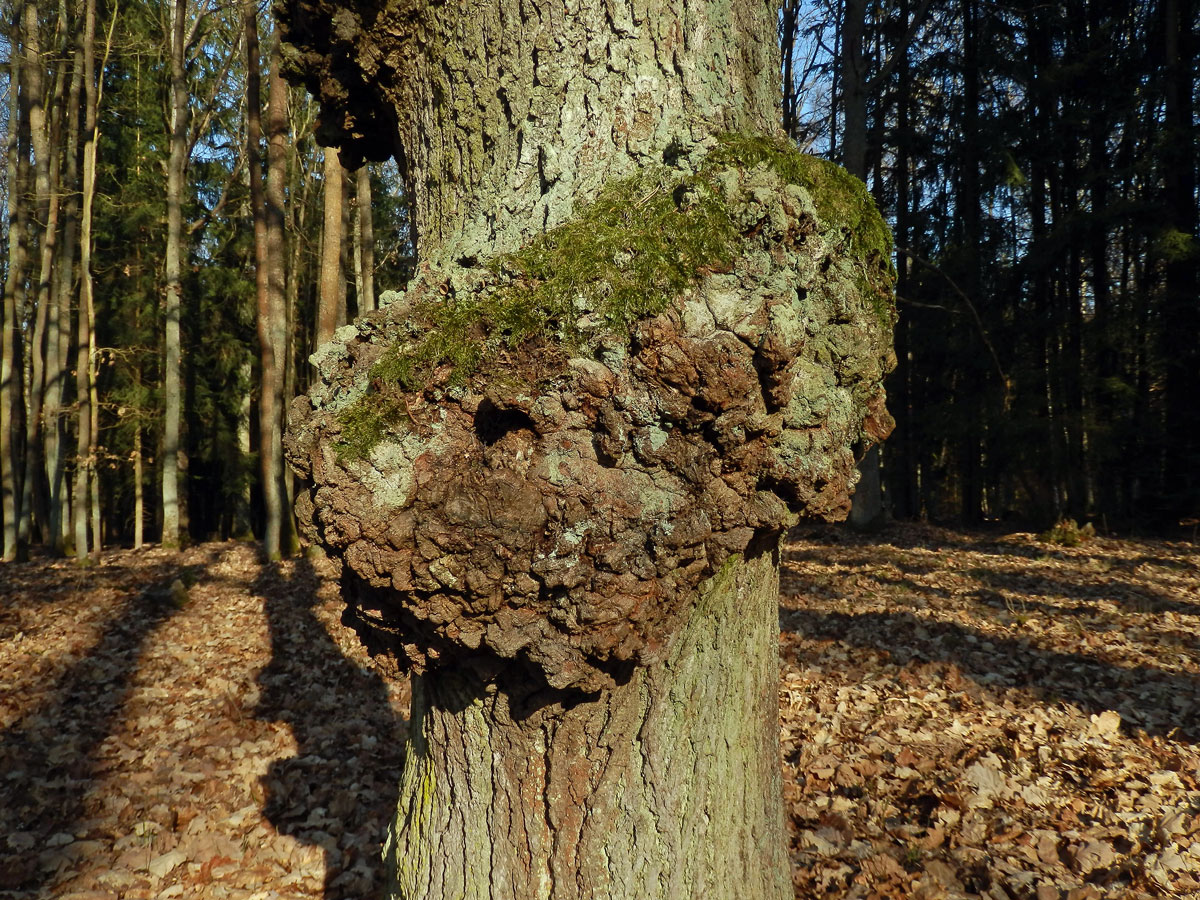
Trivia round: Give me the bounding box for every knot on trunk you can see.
[285,144,895,691]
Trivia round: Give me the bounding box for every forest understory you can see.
[0,523,1197,900]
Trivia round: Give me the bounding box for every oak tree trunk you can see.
[279,2,894,897]
[389,549,788,899]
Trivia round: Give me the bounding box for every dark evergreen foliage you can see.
[784,0,1200,531]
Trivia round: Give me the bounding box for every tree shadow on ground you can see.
[795,522,1200,566]
[781,606,1200,743]
[968,566,1200,619]
[785,545,943,577]
[254,558,406,899]
[784,532,1200,619]
[0,553,207,896]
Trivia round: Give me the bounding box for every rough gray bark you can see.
[279,1,894,896]
[279,0,782,264]
[389,549,787,899]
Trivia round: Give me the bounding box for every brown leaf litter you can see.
[781,523,1199,899]
[1,523,1196,899]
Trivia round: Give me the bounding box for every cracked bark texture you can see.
[277,0,781,263]
[278,1,894,897]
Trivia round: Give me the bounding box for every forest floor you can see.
[0,524,1197,900]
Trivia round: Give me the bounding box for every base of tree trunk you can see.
[849,445,886,531]
[385,544,790,900]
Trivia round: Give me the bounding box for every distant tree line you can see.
[784,0,1199,530]
[1,0,1196,562]
[0,0,410,561]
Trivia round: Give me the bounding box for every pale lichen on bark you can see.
[276,0,784,264]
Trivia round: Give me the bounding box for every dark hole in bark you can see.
[592,434,620,468]
[474,399,537,446]
[757,474,800,506]
[746,525,786,559]
[340,590,401,662]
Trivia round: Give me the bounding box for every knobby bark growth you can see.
[279,1,894,896]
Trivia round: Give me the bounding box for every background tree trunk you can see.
[1162,0,1199,517]
[316,147,344,346]
[266,50,294,556]
[353,165,375,314]
[244,0,283,559]
[47,28,85,554]
[22,0,53,546]
[2,41,26,561]
[161,0,188,548]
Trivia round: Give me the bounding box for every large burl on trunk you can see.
[279,1,895,897]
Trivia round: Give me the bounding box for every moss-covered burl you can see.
[285,135,895,694]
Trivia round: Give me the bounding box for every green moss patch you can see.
[336,133,895,460]
[335,394,409,461]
